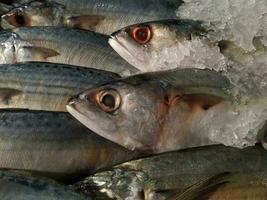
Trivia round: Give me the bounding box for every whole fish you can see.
[67,68,267,153]
[0,62,119,112]
[0,110,138,182]
[0,170,89,200]
[109,20,265,72]
[1,0,183,34]
[0,27,138,76]
[74,145,267,200]
[169,172,267,200]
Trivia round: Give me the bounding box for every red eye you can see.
[130,26,152,45]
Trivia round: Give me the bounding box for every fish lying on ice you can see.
[109,20,265,72]
[67,68,267,153]
[75,145,267,200]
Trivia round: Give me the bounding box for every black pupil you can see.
[136,28,148,41]
[15,12,25,26]
[102,94,115,108]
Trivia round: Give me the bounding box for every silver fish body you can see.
[75,145,267,200]
[0,170,89,200]
[1,0,183,34]
[67,68,267,153]
[0,110,138,182]
[0,62,119,112]
[67,68,233,153]
[0,27,138,76]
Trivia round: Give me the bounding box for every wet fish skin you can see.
[1,0,183,34]
[0,62,119,112]
[109,19,215,72]
[0,170,89,200]
[0,27,138,76]
[0,110,138,182]
[67,68,232,153]
[109,20,260,72]
[75,145,267,200]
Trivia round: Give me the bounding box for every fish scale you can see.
[76,145,267,200]
[0,62,119,112]
[0,170,89,200]
[0,110,138,182]
[10,27,138,75]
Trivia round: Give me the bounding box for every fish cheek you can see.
[116,92,160,150]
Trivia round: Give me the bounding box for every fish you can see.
[0,62,119,112]
[67,68,267,153]
[74,145,267,200]
[168,172,267,200]
[1,0,183,34]
[109,20,265,72]
[0,110,139,183]
[0,27,138,76]
[0,170,89,200]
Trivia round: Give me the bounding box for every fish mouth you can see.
[66,100,87,123]
[67,99,147,151]
[109,35,145,71]
[0,14,16,29]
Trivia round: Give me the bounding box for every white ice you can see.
[176,0,267,51]
[173,0,267,149]
[148,37,230,72]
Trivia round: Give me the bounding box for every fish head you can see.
[0,31,18,63]
[1,1,64,29]
[67,79,170,152]
[109,20,206,72]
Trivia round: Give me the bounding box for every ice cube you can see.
[177,0,267,51]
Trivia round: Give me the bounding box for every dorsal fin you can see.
[124,68,232,100]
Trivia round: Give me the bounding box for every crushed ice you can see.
[173,0,267,148]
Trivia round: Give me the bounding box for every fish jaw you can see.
[67,97,146,151]
[109,33,151,72]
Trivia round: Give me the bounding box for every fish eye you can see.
[15,11,26,26]
[2,10,28,27]
[96,89,121,113]
[130,26,152,45]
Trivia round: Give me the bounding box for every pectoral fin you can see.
[22,46,60,60]
[0,88,22,105]
[167,172,230,200]
[65,15,105,31]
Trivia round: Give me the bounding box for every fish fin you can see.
[179,93,225,111]
[22,46,60,60]
[167,172,231,200]
[0,88,22,105]
[65,15,105,31]
[218,40,254,64]
[130,68,232,100]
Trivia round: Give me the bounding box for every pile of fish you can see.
[0,0,266,199]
